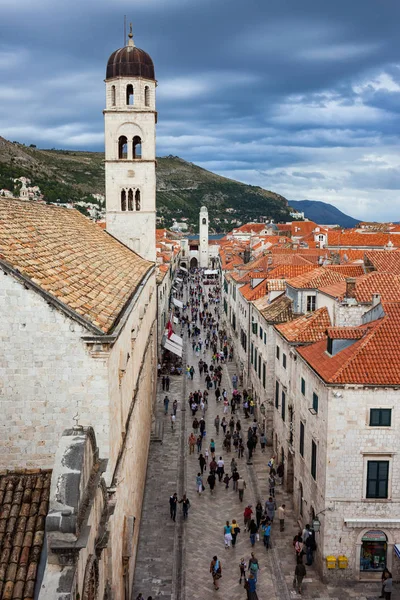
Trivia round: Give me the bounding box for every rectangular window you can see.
[301,377,305,395]
[366,460,389,499]
[299,422,305,457]
[223,299,227,315]
[312,392,319,414]
[275,381,279,409]
[306,295,316,312]
[252,322,257,334]
[258,355,261,379]
[223,279,228,293]
[232,314,236,331]
[369,409,392,427]
[311,440,317,480]
[281,390,286,422]
[254,348,258,370]
[276,345,280,360]
[251,342,254,365]
[264,332,267,344]
[262,363,266,388]
[259,326,263,339]
[233,286,236,300]
[283,353,287,369]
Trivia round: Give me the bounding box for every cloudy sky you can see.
[1,0,400,221]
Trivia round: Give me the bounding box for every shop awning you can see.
[179,266,188,272]
[172,298,183,308]
[173,316,179,324]
[176,277,183,282]
[170,333,183,346]
[395,545,400,559]
[163,337,183,357]
[204,269,218,275]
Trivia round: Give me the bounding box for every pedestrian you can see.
[171,413,176,430]
[260,432,267,453]
[196,472,203,494]
[305,531,316,565]
[232,469,240,492]
[190,365,195,380]
[178,493,190,519]
[196,434,203,453]
[239,558,247,584]
[380,568,391,599]
[268,473,275,497]
[383,570,393,599]
[169,492,177,521]
[243,505,253,530]
[198,453,206,474]
[238,439,244,458]
[188,432,196,454]
[172,399,178,415]
[231,519,241,547]
[262,521,271,550]
[221,417,227,434]
[166,375,170,391]
[205,449,209,464]
[265,497,276,522]
[238,476,247,502]
[248,519,258,547]
[294,535,304,560]
[192,417,199,433]
[245,572,259,600]
[277,462,284,484]
[277,503,286,532]
[164,395,169,415]
[293,558,306,595]
[230,457,238,474]
[207,471,216,493]
[217,456,225,482]
[248,552,259,582]
[224,520,233,548]
[223,473,231,489]
[210,555,222,590]
[162,375,166,391]
[210,438,216,457]
[255,502,263,528]
[214,415,220,435]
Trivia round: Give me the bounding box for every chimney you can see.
[345,277,357,299]
[372,293,381,307]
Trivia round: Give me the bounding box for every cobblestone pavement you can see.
[132,283,398,600]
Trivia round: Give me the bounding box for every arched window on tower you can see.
[135,189,141,211]
[121,189,127,211]
[126,84,134,106]
[118,136,128,159]
[128,189,134,211]
[132,136,142,159]
[202,218,207,225]
[111,85,116,106]
[145,86,150,107]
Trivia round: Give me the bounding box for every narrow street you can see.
[132,274,391,600]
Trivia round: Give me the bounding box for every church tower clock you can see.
[104,26,156,261]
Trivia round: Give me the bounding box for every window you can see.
[111,85,116,106]
[252,322,258,334]
[301,377,305,395]
[299,422,305,457]
[118,135,128,159]
[259,326,263,339]
[251,342,254,365]
[262,363,266,388]
[224,279,228,293]
[366,461,389,499]
[144,85,150,107]
[254,348,258,370]
[126,84,134,105]
[202,217,207,225]
[327,337,333,355]
[232,314,236,331]
[306,295,316,312]
[121,189,127,211]
[312,392,319,414]
[311,440,317,480]
[283,353,287,369]
[281,390,286,422]
[233,286,236,300]
[258,355,261,379]
[127,188,134,211]
[276,345,280,360]
[135,189,141,211]
[132,136,142,159]
[275,381,279,409]
[223,299,228,315]
[370,409,392,427]
[263,332,267,344]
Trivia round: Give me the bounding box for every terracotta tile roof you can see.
[240,280,268,301]
[267,264,316,279]
[0,470,51,599]
[267,279,287,291]
[286,267,348,290]
[291,221,318,236]
[327,231,397,248]
[0,199,153,334]
[255,294,293,324]
[275,306,331,343]
[320,272,400,304]
[364,250,400,275]
[326,327,366,340]
[325,264,365,277]
[298,303,400,385]
[233,223,265,234]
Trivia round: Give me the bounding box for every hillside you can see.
[0,138,291,230]
[289,199,359,228]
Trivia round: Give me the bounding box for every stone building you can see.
[199,206,209,268]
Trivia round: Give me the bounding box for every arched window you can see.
[126,84,134,106]
[121,190,127,211]
[128,189,134,211]
[144,86,150,107]
[118,136,128,159]
[135,189,141,211]
[132,136,142,159]
[202,218,207,225]
[111,85,116,106]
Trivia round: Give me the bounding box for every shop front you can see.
[360,530,387,573]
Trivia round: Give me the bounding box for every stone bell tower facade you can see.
[104,27,156,261]
[199,206,209,268]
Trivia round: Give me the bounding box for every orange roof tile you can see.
[326,327,366,340]
[327,231,397,248]
[286,267,348,290]
[364,250,400,274]
[275,306,331,343]
[325,264,365,277]
[320,272,400,304]
[0,199,153,333]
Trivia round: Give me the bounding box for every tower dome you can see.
[106,27,155,81]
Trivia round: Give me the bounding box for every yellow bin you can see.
[338,555,348,569]
[326,555,337,569]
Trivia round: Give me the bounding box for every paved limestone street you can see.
[132,274,398,600]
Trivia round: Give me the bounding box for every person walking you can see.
[277,503,286,532]
[245,572,259,600]
[255,502,263,529]
[248,519,258,547]
[169,492,178,521]
[196,473,203,495]
[243,505,253,530]
[224,521,233,548]
[171,413,176,430]
[380,568,391,599]
[178,493,190,519]
[188,432,196,454]
[262,521,271,550]
[210,556,222,590]
[232,469,240,492]
[293,559,306,595]
[265,497,276,522]
[248,552,259,582]
[231,519,241,547]
[223,473,231,489]
[164,395,169,415]
[165,375,170,391]
[196,434,203,453]
[198,453,206,474]
[172,399,178,415]
[268,473,276,498]
[239,558,247,584]
[210,439,216,457]
[207,471,216,493]
[383,571,393,599]
[260,432,267,453]
[214,415,220,435]
[238,476,247,502]
[162,375,166,391]
[217,457,225,482]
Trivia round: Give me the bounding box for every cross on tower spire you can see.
[128,22,135,47]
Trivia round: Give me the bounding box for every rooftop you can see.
[275,306,331,343]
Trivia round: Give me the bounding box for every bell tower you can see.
[104,26,156,261]
[199,206,209,268]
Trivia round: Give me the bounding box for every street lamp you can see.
[260,403,266,416]
[312,507,333,532]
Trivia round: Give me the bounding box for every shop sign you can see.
[362,530,387,542]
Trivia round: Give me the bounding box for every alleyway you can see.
[132,275,396,600]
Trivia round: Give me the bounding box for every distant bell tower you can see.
[199,206,209,268]
[104,24,156,261]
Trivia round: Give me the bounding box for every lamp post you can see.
[312,507,333,533]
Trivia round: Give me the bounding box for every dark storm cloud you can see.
[1,0,400,219]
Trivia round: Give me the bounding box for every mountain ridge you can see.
[289,199,360,228]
